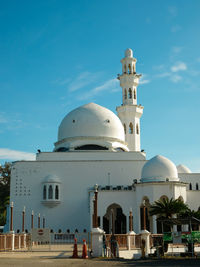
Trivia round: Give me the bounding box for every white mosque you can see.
[9,49,200,234]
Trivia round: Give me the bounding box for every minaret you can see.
[116,48,143,151]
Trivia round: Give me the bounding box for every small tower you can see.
[116,48,143,151]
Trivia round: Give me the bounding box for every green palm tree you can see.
[149,198,188,219]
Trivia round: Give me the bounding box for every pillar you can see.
[140,229,151,257]
[152,216,157,234]
[91,228,105,257]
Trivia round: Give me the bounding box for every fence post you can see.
[4,235,6,251]
[140,230,151,257]
[11,233,15,251]
[91,228,105,257]
[127,231,136,250]
[24,234,26,249]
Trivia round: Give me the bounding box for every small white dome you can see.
[177,164,191,173]
[125,48,133,58]
[55,103,127,151]
[43,175,60,183]
[141,155,179,183]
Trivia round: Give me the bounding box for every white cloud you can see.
[155,72,170,78]
[171,62,187,72]
[170,74,182,83]
[0,114,7,123]
[139,75,150,85]
[0,148,35,161]
[172,46,183,54]
[153,64,165,71]
[171,25,181,33]
[78,78,119,100]
[168,6,177,17]
[68,71,101,92]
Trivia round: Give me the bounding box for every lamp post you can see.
[38,213,40,228]
[129,208,133,232]
[43,215,45,228]
[31,210,34,229]
[143,200,146,230]
[10,202,14,232]
[22,206,25,233]
[93,184,98,228]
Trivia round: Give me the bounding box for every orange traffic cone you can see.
[72,238,78,258]
[82,239,88,259]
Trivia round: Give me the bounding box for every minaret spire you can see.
[116,49,143,151]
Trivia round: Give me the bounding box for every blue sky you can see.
[0,0,200,172]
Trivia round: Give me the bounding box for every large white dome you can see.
[55,103,128,151]
[141,155,179,183]
[177,164,191,173]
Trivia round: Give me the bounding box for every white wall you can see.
[10,151,146,233]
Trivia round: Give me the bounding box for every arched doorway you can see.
[103,203,126,234]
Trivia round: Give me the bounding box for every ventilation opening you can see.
[55,147,69,152]
[74,144,108,150]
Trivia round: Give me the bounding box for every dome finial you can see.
[125,48,133,58]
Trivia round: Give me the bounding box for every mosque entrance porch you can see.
[103,203,126,234]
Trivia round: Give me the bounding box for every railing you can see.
[51,232,90,244]
[0,234,30,251]
[105,234,142,250]
[150,234,163,248]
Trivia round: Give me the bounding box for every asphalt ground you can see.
[0,255,200,267]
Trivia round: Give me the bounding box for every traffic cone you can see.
[72,238,78,258]
[82,239,88,259]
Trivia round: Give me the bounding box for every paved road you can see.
[0,257,200,267]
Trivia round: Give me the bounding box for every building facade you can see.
[9,49,200,234]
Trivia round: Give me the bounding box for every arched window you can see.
[196,183,199,190]
[55,185,59,200]
[129,123,133,134]
[75,229,78,233]
[67,229,70,233]
[43,185,46,200]
[124,89,127,99]
[136,124,139,134]
[58,229,62,233]
[189,183,192,190]
[128,88,132,99]
[134,89,136,99]
[124,123,126,134]
[48,185,53,199]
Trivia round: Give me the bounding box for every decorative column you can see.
[31,210,34,229]
[127,209,136,250]
[152,215,157,234]
[9,202,15,251]
[10,202,14,232]
[143,201,146,231]
[92,184,98,228]
[38,213,40,228]
[91,228,105,257]
[140,200,150,258]
[22,206,25,233]
[91,184,105,257]
[129,209,133,232]
[43,215,45,228]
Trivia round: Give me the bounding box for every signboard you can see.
[163,232,172,242]
[31,228,51,243]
